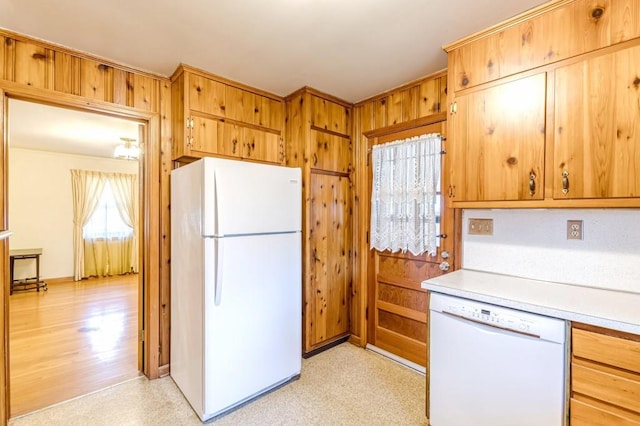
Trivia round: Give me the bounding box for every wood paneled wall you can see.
[0,28,172,422]
[350,70,447,346]
[0,34,158,112]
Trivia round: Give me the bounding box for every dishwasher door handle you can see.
[439,310,541,339]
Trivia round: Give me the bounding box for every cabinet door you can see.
[242,128,281,164]
[554,45,640,199]
[216,121,242,159]
[306,173,352,350]
[188,74,226,116]
[450,73,546,201]
[310,130,351,173]
[190,115,219,155]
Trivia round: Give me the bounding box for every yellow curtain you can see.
[108,173,139,273]
[83,236,135,277]
[71,170,107,281]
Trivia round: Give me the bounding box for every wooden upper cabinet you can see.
[446,0,640,92]
[243,128,281,164]
[171,65,284,163]
[216,121,242,159]
[188,74,226,116]
[190,115,219,155]
[310,130,351,174]
[450,73,546,201]
[310,95,350,136]
[554,44,640,199]
[445,0,640,207]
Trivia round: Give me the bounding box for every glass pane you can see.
[83,181,133,239]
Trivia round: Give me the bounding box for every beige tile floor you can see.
[9,343,428,426]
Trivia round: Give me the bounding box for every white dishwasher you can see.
[429,293,567,426]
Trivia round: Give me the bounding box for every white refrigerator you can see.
[170,157,302,422]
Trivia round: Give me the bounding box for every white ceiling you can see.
[0,0,546,103]
[9,99,140,159]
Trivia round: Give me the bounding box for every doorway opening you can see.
[6,98,145,417]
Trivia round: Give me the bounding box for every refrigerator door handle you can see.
[202,165,220,237]
[214,238,224,305]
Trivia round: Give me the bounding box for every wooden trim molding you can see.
[284,86,353,108]
[0,83,165,420]
[355,69,447,105]
[0,28,168,81]
[363,112,447,138]
[443,0,574,52]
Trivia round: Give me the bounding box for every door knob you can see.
[441,251,450,259]
[439,261,450,271]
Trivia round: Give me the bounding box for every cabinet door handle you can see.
[562,170,569,194]
[232,139,237,154]
[529,172,536,196]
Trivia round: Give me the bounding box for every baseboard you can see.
[158,364,170,377]
[302,335,350,358]
[348,334,364,347]
[41,276,74,285]
[366,344,426,374]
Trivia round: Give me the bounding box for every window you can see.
[83,181,133,239]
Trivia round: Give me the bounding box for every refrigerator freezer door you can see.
[202,232,302,420]
[202,158,302,237]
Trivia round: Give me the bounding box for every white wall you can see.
[462,209,640,293]
[9,147,138,280]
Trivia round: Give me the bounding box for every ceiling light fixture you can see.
[114,137,140,160]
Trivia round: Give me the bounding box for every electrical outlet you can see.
[567,220,583,240]
[468,218,493,235]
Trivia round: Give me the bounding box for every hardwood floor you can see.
[8,275,139,417]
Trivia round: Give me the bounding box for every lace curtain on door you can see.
[370,133,442,256]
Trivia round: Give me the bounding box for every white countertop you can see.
[422,269,640,335]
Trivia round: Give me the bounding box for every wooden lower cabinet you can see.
[571,324,640,425]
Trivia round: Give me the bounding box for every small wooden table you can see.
[9,248,48,295]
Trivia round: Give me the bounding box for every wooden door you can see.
[449,73,546,201]
[554,44,640,199]
[306,173,352,350]
[366,122,455,367]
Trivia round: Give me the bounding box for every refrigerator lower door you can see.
[202,232,301,420]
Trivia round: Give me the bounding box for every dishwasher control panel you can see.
[430,293,566,342]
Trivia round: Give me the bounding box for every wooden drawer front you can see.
[573,364,640,413]
[571,399,640,426]
[573,329,640,374]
